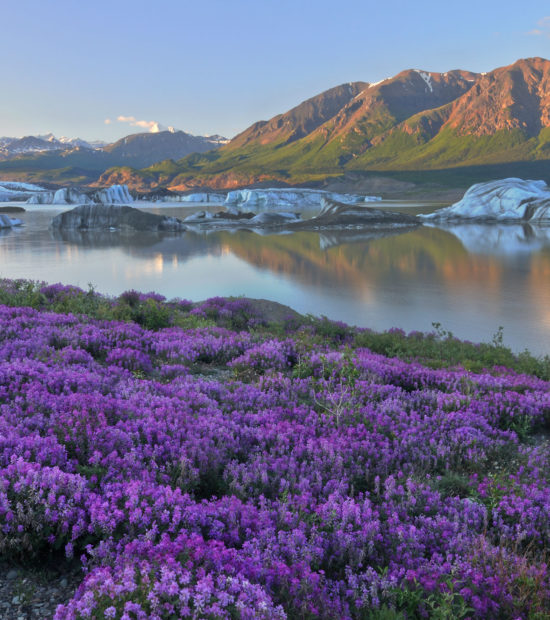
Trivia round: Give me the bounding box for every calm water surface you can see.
[1,202,550,355]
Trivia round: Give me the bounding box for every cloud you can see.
[115,115,172,133]
[104,118,112,125]
[528,16,550,37]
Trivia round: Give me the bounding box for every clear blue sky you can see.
[1,0,549,141]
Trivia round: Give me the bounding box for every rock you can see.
[292,197,420,228]
[6,569,19,580]
[51,204,186,232]
[247,212,301,226]
[420,178,550,222]
[183,210,215,222]
[0,206,25,213]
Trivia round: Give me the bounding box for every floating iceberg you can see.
[223,188,381,213]
[92,184,134,204]
[0,214,22,228]
[161,192,226,203]
[28,188,92,205]
[0,181,46,201]
[421,178,550,222]
[27,184,134,205]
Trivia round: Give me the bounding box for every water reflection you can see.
[0,207,550,354]
[430,223,550,256]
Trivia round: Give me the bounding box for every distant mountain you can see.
[0,130,228,184]
[102,130,229,168]
[0,134,104,158]
[97,57,550,192]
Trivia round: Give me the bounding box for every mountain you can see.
[97,57,550,192]
[0,130,228,184]
[4,58,550,191]
[102,130,228,168]
[229,82,367,148]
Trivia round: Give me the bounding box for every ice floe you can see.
[223,188,381,213]
[0,181,46,201]
[0,214,22,228]
[27,184,134,205]
[421,178,550,222]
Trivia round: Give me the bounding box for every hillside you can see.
[0,279,549,618]
[0,130,227,185]
[97,57,550,192]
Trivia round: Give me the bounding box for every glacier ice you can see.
[156,192,226,203]
[223,188,381,213]
[421,178,550,222]
[0,181,46,201]
[0,214,22,228]
[27,184,134,205]
[92,184,134,204]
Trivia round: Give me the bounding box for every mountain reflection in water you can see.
[0,209,549,354]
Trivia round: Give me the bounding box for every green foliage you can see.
[353,322,550,381]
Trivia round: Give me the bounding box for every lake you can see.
[1,202,550,355]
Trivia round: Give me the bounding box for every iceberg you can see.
[27,184,134,205]
[92,184,134,204]
[421,178,550,222]
[28,188,92,205]
[0,181,46,201]
[0,214,22,228]
[223,188,381,213]
[160,192,226,203]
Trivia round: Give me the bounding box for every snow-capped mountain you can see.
[0,129,227,167]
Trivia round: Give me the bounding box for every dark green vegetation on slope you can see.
[95,57,550,193]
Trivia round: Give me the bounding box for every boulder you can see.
[420,178,550,222]
[51,204,186,232]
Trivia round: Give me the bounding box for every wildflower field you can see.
[0,280,549,619]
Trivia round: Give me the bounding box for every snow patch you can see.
[414,70,433,92]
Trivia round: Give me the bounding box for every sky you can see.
[1,0,550,142]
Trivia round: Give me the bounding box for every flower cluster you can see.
[0,289,548,618]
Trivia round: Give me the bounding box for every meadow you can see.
[0,279,549,618]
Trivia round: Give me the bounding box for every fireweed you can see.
[0,282,547,618]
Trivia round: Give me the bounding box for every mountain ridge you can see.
[3,58,550,191]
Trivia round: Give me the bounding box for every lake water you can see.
[1,202,550,355]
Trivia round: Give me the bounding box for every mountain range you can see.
[0,130,228,184]
[3,57,550,192]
